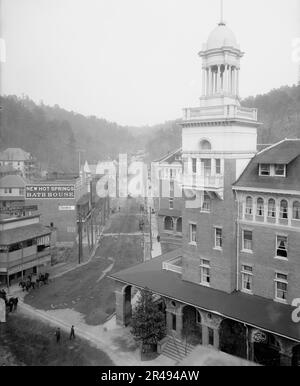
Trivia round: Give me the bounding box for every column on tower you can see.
[217,65,221,93]
[223,65,228,94]
[211,67,214,95]
[207,67,211,95]
[216,66,219,94]
[206,68,209,95]
[202,68,206,96]
[220,65,223,93]
[236,68,240,96]
[230,66,234,94]
[233,67,237,96]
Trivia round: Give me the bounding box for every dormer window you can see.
[260,164,270,176]
[259,164,286,177]
[274,164,286,177]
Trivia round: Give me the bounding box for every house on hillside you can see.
[0,148,39,180]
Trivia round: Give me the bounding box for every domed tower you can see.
[181,14,261,294]
[199,21,243,107]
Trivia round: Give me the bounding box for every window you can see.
[201,159,211,176]
[200,259,210,286]
[202,192,211,212]
[196,311,201,324]
[241,265,253,293]
[260,164,270,176]
[215,159,221,175]
[164,216,174,231]
[170,169,173,179]
[176,217,182,233]
[245,197,253,215]
[293,201,300,220]
[170,181,174,198]
[274,164,286,176]
[208,327,214,346]
[259,164,286,177]
[192,158,197,174]
[19,188,24,195]
[243,230,253,252]
[172,313,177,331]
[268,199,276,218]
[189,223,197,244]
[276,235,288,259]
[169,199,174,210]
[280,200,288,219]
[200,140,212,150]
[256,198,264,217]
[215,228,222,249]
[275,273,288,302]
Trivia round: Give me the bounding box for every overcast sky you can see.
[1,0,300,126]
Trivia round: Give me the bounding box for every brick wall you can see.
[182,159,238,293]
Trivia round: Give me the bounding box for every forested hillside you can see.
[243,85,300,144]
[0,96,138,172]
[144,85,300,160]
[1,85,299,171]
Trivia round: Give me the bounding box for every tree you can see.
[131,289,166,353]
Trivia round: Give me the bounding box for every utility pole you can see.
[90,180,94,249]
[149,206,152,252]
[78,212,83,264]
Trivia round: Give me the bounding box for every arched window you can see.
[164,216,174,231]
[176,217,182,233]
[293,201,300,220]
[280,200,288,219]
[256,198,264,216]
[199,139,212,150]
[196,311,202,324]
[268,199,276,218]
[245,196,253,215]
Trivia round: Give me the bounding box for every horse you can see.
[37,272,50,286]
[6,297,18,312]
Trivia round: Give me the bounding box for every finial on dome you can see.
[218,0,226,25]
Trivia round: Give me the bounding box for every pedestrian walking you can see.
[14,297,18,311]
[9,299,13,313]
[70,325,75,340]
[55,327,61,343]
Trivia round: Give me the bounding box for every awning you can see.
[110,249,300,343]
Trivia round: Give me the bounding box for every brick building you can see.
[233,140,300,303]
[152,149,183,252]
[110,17,300,366]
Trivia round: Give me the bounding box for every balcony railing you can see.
[183,105,257,122]
[162,257,182,274]
[183,174,224,190]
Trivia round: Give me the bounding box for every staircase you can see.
[161,336,195,362]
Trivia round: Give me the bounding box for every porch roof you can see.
[0,224,51,245]
[109,249,300,343]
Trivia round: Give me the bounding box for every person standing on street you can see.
[70,325,75,340]
[55,327,61,343]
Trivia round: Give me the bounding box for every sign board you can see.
[58,205,76,211]
[0,298,6,323]
[26,185,75,199]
